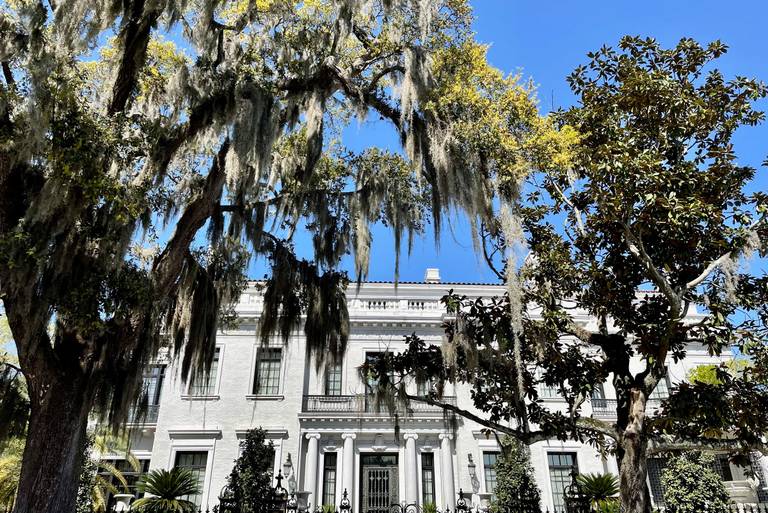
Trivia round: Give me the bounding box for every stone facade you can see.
[119,270,764,511]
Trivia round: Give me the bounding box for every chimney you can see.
[424,268,441,284]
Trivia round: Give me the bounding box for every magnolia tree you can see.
[0,0,572,511]
[365,37,768,513]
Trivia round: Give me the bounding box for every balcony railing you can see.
[127,404,160,424]
[591,398,664,418]
[591,398,617,418]
[302,395,456,415]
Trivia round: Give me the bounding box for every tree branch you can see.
[152,138,230,294]
[405,394,549,443]
[686,252,733,290]
[107,0,161,115]
[622,222,682,316]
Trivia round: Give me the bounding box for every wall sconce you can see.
[468,454,480,493]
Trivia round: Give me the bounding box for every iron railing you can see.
[302,395,456,415]
[590,398,617,418]
[590,398,664,418]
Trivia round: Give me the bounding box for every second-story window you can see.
[325,362,342,396]
[650,374,671,400]
[254,348,282,395]
[189,347,220,396]
[143,365,165,405]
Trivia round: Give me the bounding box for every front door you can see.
[360,454,399,513]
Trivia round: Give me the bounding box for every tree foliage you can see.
[223,427,275,512]
[661,453,731,513]
[0,1,573,511]
[0,348,27,447]
[365,36,768,513]
[489,437,541,512]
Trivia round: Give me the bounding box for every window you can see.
[483,452,500,495]
[321,452,338,507]
[364,352,391,411]
[254,348,282,395]
[537,371,559,399]
[547,452,578,512]
[650,375,670,400]
[97,458,150,505]
[590,383,605,400]
[175,451,208,506]
[417,378,434,397]
[325,362,342,396]
[538,383,559,399]
[188,348,220,396]
[421,453,436,505]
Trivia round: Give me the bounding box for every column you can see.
[404,433,419,504]
[341,433,356,503]
[304,432,321,508]
[439,433,456,508]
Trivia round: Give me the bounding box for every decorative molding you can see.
[245,394,285,401]
[168,429,222,439]
[235,428,289,439]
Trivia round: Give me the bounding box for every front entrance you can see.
[360,454,399,513]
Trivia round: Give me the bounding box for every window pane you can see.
[255,348,282,395]
[547,452,578,512]
[650,376,670,400]
[325,363,342,396]
[421,453,435,505]
[189,348,220,396]
[175,451,208,506]
[483,452,499,495]
[322,452,338,507]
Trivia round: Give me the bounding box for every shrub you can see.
[661,453,731,513]
[575,473,619,513]
[225,428,275,512]
[490,437,541,512]
[132,468,199,513]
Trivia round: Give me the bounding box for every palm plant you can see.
[132,468,200,513]
[575,473,619,513]
[88,432,142,512]
[0,438,23,512]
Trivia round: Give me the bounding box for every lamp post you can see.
[467,455,480,494]
[284,453,297,494]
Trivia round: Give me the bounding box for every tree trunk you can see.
[618,389,651,513]
[12,373,94,513]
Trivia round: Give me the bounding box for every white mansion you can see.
[118,269,768,512]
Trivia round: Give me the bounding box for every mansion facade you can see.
[118,269,768,512]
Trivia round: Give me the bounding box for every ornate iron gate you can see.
[361,466,398,513]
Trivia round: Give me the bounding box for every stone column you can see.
[403,433,419,504]
[341,433,356,503]
[304,432,321,508]
[439,433,455,508]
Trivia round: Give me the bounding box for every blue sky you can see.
[315,0,768,284]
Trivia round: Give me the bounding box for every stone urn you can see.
[476,492,493,513]
[112,494,134,511]
[296,490,311,512]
